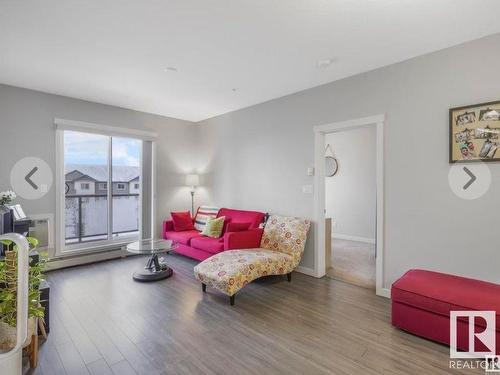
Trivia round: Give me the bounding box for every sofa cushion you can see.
[190,236,224,254]
[194,206,219,231]
[217,208,265,229]
[392,269,500,331]
[194,249,294,296]
[171,211,195,231]
[175,243,214,261]
[164,230,200,245]
[226,222,251,232]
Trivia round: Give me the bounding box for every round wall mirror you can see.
[325,156,338,177]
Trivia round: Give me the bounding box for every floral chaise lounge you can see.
[193,215,311,305]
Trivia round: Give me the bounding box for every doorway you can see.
[313,115,385,296]
[324,126,376,289]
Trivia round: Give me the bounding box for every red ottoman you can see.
[392,269,500,354]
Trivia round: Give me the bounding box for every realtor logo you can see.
[450,311,496,358]
[486,356,500,372]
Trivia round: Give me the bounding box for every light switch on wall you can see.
[302,184,313,194]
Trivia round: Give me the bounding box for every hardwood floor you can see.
[23,253,478,374]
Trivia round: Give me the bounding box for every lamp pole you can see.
[190,189,195,217]
[186,174,199,217]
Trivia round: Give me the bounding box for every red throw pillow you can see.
[226,222,251,233]
[171,211,195,232]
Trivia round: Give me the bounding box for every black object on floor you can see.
[39,280,50,335]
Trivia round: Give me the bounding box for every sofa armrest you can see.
[224,228,264,250]
[163,220,174,237]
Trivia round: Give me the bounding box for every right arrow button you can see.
[449,161,491,200]
[462,167,476,190]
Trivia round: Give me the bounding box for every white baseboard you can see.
[333,233,376,244]
[46,248,128,271]
[296,266,316,277]
[376,287,391,299]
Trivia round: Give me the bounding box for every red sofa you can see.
[163,208,266,261]
[392,269,500,354]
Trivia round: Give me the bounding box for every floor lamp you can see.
[186,174,199,216]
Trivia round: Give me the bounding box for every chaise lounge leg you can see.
[230,295,235,306]
[287,272,291,282]
[202,283,206,292]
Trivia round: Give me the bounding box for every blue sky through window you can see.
[112,137,141,167]
[64,131,141,166]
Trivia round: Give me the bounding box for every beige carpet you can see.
[327,238,376,289]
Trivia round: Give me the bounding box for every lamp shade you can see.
[185,174,200,187]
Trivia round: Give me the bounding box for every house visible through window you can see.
[62,130,143,249]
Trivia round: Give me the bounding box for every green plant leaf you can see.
[0,236,46,326]
[26,237,39,249]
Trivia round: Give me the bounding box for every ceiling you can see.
[1,1,500,122]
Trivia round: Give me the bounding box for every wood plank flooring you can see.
[22,253,478,374]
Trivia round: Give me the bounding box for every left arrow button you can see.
[25,167,39,190]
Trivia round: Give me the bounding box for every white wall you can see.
[3,33,500,289]
[0,84,197,256]
[198,33,500,288]
[325,127,376,242]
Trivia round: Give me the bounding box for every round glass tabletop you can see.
[126,239,176,254]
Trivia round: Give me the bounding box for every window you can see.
[64,131,109,245]
[58,128,147,252]
[134,183,139,189]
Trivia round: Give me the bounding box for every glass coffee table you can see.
[126,239,177,281]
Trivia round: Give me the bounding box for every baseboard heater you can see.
[45,247,130,271]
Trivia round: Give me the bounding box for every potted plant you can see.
[0,190,16,207]
[0,190,16,224]
[0,236,46,352]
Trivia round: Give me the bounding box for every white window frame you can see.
[116,183,126,191]
[55,118,157,257]
[98,182,107,190]
[80,182,90,190]
[134,183,139,189]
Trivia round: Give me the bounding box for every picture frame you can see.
[449,100,500,163]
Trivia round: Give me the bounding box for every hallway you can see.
[327,238,376,289]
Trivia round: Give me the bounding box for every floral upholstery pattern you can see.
[194,249,294,296]
[194,215,311,296]
[260,215,310,269]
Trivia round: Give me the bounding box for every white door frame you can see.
[313,114,386,297]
